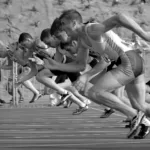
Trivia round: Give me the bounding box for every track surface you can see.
[0,104,150,150]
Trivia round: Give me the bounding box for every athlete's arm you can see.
[82,56,110,81]
[91,13,150,41]
[17,61,38,83]
[44,44,89,72]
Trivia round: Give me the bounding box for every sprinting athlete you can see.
[0,40,41,103]
[42,9,150,139]
[15,32,89,114]
[1,34,42,103]
[41,27,92,109]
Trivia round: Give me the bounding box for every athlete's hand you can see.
[29,56,44,65]
[74,74,90,92]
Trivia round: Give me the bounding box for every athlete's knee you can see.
[67,86,78,94]
[134,102,147,113]
[87,87,105,100]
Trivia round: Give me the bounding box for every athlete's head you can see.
[40,28,60,48]
[59,9,83,38]
[60,40,78,55]
[50,18,70,43]
[18,32,33,49]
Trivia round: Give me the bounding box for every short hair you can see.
[59,9,83,23]
[18,33,33,43]
[50,18,61,36]
[60,42,70,49]
[40,28,51,41]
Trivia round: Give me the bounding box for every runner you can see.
[4,34,42,103]
[15,32,89,114]
[43,10,150,139]
[0,40,41,103]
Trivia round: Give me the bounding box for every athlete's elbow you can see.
[115,12,127,24]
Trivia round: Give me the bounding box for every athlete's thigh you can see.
[113,86,125,97]
[89,69,107,85]
[125,74,145,105]
[91,71,123,92]
[84,70,107,95]
[91,62,137,93]
[37,68,54,78]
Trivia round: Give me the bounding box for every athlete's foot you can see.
[72,105,88,115]
[100,108,115,118]
[56,92,71,106]
[0,99,6,104]
[9,99,13,104]
[63,100,72,108]
[29,93,42,103]
[125,121,132,128]
[123,118,132,128]
[134,124,150,139]
[19,97,24,103]
[127,111,145,139]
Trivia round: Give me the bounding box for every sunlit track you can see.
[0,104,150,150]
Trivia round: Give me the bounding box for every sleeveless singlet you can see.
[81,23,144,83]
[81,23,132,62]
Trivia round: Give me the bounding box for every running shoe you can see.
[56,92,71,106]
[134,124,150,139]
[0,99,6,104]
[64,100,73,108]
[127,111,145,139]
[19,97,24,103]
[125,121,132,128]
[72,105,88,115]
[100,108,115,118]
[29,93,42,103]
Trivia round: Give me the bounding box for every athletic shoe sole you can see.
[127,111,145,139]
[134,125,150,139]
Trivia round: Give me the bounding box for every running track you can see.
[0,103,150,150]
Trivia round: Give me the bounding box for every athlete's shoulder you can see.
[87,22,104,34]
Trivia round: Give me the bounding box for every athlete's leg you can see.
[36,69,87,108]
[125,74,150,138]
[66,86,91,104]
[22,80,41,103]
[22,80,39,95]
[114,86,131,107]
[86,71,137,119]
[17,87,24,102]
[36,69,68,95]
[126,74,150,117]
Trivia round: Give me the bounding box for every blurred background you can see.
[0,0,150,104]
